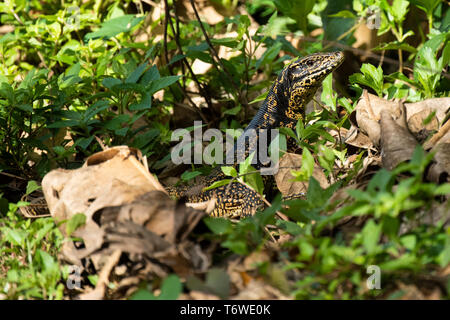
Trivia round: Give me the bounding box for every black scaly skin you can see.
[167,52,344,218]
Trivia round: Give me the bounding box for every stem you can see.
[428,13,433,34]
[188,0,242,100]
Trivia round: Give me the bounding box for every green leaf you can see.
[204,217,232,235]
[400,234,416,250]
[292,148,314,181]
[438,235,450,267]
[66,213,86,236]
[273,0,315,33]
[35,249,59,274]
[158,274,182,300]
[139,65,160,85]
[321,74,337,111]
[47,120,80,129]
[129,92,152,111]
[4,228,27,246]
[329,10,357,19]
[203,179,232,191]
[130,289,156,300]
[221,166,237,178]
[361,219,382,254]
[379,253,417,271]
[147,75,182,95]
[83,100,109,121]
[276,220,303,236]
[102,77,122,90]
[409,0,441,16]
[181,170,202,181]
[434,183,450,195]
[126,63,147,83]
[222,238,248,255]
[239,152,256,175]
[243,168,265,195]
[250,91,268,104]
[373,41,417,53]
[350,63,384,96]
[85,15,145,40]
[223,105,241,115]
[204,268,230,299]
[391,0,409,23]
[74,136,95,150]
[26,180,41,195]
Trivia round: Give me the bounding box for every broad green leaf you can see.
[26,180,41,195]
[203,179,232,191]
[181,170,202,181]
[221,166,237,177]
[130,289,156,300]
[66,213,86,236]
[239,151,256,175]
[85,15,145,40]
[147,75,182,95]
[409,0,442,15]
[243,168,264,195]
[126,63,147,83]
[102,77,122,90]
[321,74,337,111]
[158,275,182,300]
[205,268,230,299]
[204,217,232,235]
[361,219,382,254]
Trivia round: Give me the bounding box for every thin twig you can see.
[167,2,213,109]
[163,0,208,123]
[188,0,242,97]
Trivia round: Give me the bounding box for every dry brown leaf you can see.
[79,249,122,300]
[230,280,291,300]
[355,92,403,146]
[345,125,375,150]
[184,291,220,300]
[41,146,211,299]
[405,98,449,127]
[380,110,418,170]
[356,92,449,147]
[427,143,450,183]
[243,251,270,270]
[396,282,442,300]
[424,119,450,150]
[275,153,328,198]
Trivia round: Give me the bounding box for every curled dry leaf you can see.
[427,143,450,183]
[355,91,402,146]
[230,280,290,300]
[274,153,328,198]
[423,119,450,151]
[380,110,418,171]
[345,125,375,150]
[41,146,210,298]
[355,91,449,146]
[405,98,449,140]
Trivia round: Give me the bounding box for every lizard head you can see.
[276,51,344,123]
